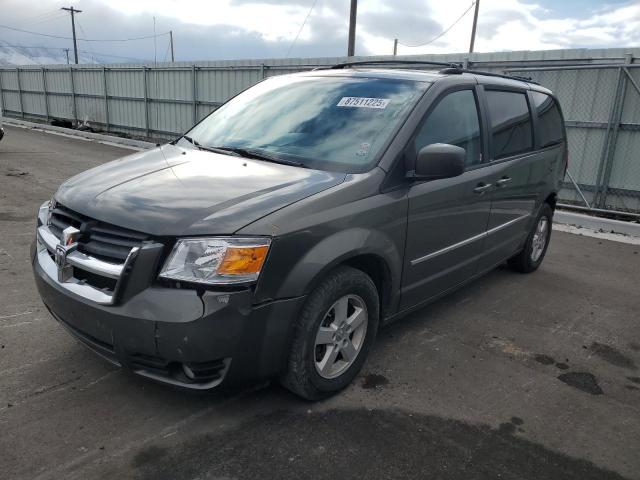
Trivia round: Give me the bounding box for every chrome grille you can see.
[36,202,146,305]
[49,204,149,263]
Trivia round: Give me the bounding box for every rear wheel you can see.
[508,203,553,273]
[280,266,379,400]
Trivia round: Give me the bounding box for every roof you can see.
[295,66,553,94]
[298,67,447,83]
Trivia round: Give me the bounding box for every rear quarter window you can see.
[486,90,533,159]
[531,91,565,148]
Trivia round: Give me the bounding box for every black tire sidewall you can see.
[292,267,379,397]
[526,204,553,270]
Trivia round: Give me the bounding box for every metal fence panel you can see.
[2,48,640,212]
[75,96,105,124]
[2,91,20,113]
[19,69,43,91]
[1,69,19,89]
[21,92,45,116]
[47,93,74,120]
[108,98,144,128]
[72,69,102,95]
[46,69,73,94]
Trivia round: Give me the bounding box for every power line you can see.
[285,0,319,58]
[0,41,152,62]
[398,1,475,48]
[16,10,61,26]
[0,43,57,49]
[24,14,68,29]
[0,23,170,42]
[162,37,172,62]
[20,11,67,28]
[77,50,151,62]
[76,18,97,63]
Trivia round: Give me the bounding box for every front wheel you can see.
[280,266,379,400]
[508,203,553,273]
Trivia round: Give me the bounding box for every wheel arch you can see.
[339,253,393,318]
[268,228,402,319]
[544,192,557,210]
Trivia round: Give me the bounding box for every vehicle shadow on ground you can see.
[18,264,634,480]
[125,405,629,480]
[90,267,629,480]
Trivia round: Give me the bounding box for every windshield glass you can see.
[182,75,430,173]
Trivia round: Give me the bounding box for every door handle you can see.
[496,176,512,187]
[473,182,493,194]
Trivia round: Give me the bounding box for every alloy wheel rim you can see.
[531,216,549,262]
[314,294,368,379]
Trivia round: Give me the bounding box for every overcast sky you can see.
[0,0,638,63]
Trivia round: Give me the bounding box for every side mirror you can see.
[412,143,465,180]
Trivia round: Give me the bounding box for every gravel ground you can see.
[1,125,639,480]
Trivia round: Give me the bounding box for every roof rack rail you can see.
[438,67,539,85]
[327,60,463,70]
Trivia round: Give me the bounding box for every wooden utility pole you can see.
[468,0,479,54]
[347,0,357,57]
[61,6,82,64]
[393,38,398,56]
[169,30,175,62]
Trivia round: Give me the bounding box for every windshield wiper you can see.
[212,146,308,168]
[181,136,242,156]
[181,138,307,167]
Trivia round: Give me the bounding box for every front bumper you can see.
[31,240,304,390]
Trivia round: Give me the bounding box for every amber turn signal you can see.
[217,246,269,275]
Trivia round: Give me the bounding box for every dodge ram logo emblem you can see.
[55,226,80,282]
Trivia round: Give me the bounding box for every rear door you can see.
[476,87,541,271]
[400,85,496,310]
[529,90,568,194]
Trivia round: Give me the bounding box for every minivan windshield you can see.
[181,75,430,173]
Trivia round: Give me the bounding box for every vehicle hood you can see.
[55,144,346,236]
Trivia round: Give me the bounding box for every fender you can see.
[255,227,404,313]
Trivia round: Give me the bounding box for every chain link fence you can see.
[1,48,640,213]
[505,57,640,213]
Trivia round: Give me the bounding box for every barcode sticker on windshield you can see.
[337,97,390,109]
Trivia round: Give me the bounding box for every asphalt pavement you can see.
[1,124,639,480]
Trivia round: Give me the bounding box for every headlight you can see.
[159,237,271,285]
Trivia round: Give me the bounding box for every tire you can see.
[508,203,553,273]
[280,266,379,400]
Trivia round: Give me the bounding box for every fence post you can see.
[0,70,4,116]
[142,67,150,138]
[69,66,77,125]
[41,67,49,123]
[594,53,632,208]
[192,64,198,124]
[102,66,110,132]
[16,67,24,118]
[260,63,265,79]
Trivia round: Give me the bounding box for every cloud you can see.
[359,0,442,47]
[477,9,534,40]
[0,0,638,65]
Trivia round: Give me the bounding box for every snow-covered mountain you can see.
[0,41,117,65]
